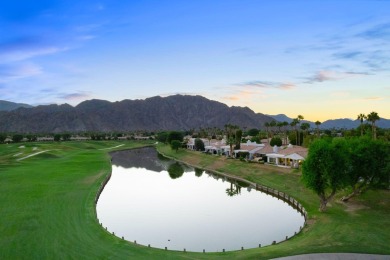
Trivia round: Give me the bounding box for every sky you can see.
[1,0,389,121]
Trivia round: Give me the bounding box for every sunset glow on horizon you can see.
[1,1,389,121]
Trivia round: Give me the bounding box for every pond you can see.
[96,147,305,252]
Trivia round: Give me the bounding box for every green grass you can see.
[0,141,389,259]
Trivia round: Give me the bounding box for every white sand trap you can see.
[17,150,50,161]
[33,147,38,151]
[19,145,25,149]
[98,144,125,150]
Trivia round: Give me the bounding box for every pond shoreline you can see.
[97,145,307,249]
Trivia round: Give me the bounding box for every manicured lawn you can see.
[0,141,389,259]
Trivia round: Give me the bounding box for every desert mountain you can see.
[0,95,274,133]
[0,100,33,111]
[268,114,390,129]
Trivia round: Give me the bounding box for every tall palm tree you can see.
[276,121,283,135]
[315,120,321,138]
[301,122,310,137]
[282,121,289,145]
[264,122,270,141]
[270,120,277,138]
[367,112,380,140]
[296,115,304,146]
[357,113,367,137]
[291,119,299,145]
[225,124,239,157]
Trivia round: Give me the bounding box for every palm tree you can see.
[357,113,367,137]
[270,120,277,138]
[296,115,304,145]
[315,120,321,138]
[225,124,239,157]
[282,121,289,145]
[301,122,310,137]
[291,118,299,145]
[367,112,380,140]
[276,121,283,134]
[264,122,270,141]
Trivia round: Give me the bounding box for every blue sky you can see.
[1,0,389,121]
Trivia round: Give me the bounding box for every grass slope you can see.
[0,141,389,259]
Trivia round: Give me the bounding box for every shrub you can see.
[270,137,282,146]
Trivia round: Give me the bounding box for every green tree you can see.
[0,134,7,143]
[166,131,183,144]
[235,129,242,149]
[367,111,380,140]
[357,113,367,137]
[156,131,169,143]
[194,138,205,151]
[270,137,282,147]
[342,138,390,201]
[54,134,61,142]
[12,134,24,143]
[170,140,181,152]
[62,133,71,141]
[247,128,259,136]
[302,138,350,212]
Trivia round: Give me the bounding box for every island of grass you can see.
[0,141,389,259]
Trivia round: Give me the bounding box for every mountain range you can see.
[0,100,32,111]
[0,95,273,133]
[268,114,390,129]
[0,95,389,133]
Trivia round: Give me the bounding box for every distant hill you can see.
[268,114,293,123]
[0,95,275,133]
[268,114,390,129]
[0,100,33,111]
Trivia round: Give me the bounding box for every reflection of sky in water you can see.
[97,149,304,252]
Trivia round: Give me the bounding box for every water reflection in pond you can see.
[97,147,305,252]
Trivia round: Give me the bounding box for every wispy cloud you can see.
[305,70,370,83]
[58,92,92,101]
[236,80,295,90]
[222,89,268,103]
[0,63,42,83]
[363,96,384,100]
[0,37,68,62]
[357,22,390,40]
[333,51,363,60]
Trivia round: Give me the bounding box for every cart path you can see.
[98,144,125,150]
[16,150,51,161]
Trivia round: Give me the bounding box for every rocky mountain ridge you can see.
[0,95,274,133]
[1,96,389,133]
[268,114,390,129]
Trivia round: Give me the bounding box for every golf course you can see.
[1,141,389,259]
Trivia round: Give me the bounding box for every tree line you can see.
[302,136,389,212]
